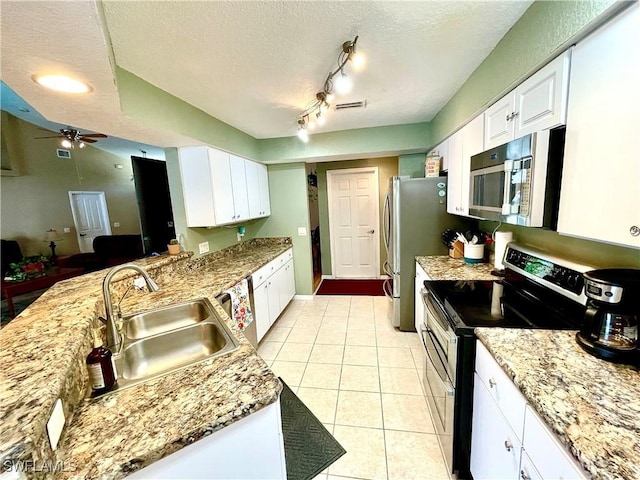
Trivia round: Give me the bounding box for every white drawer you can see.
[252,249,293,287]
[475,341,527,441]
[523,405,587,480]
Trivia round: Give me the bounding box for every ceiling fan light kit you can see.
[34,128,108,148]
[297,36,363,142]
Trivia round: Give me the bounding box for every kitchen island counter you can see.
[475,328,640,480]
[0,238,292,479]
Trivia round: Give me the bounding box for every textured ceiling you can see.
[1,0,532,151]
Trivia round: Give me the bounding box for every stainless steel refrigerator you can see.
[383,176,468,331]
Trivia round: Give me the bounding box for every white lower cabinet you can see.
[471,342,587,480]
[471,373,522,480]
[253,249,295,342]
[128,400,286,479]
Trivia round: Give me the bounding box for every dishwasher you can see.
[215,276,258,349]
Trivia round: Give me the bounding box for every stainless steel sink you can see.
[90,298,239,398]
[124,300,211,339]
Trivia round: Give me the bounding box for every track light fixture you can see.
[297,36,363,141]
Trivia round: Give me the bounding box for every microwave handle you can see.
[501,160,514,215]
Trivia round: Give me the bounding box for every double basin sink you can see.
[93,298,239,398]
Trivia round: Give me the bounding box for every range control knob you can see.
[566,273,581,289]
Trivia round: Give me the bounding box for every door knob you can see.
[79,233,86,237]
[504,440,513,452]
[630,225,640,237]
[368,230,375,234]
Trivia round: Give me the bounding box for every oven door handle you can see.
[422,290,457,345]
[424,330,455,395]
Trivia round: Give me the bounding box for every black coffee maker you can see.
[576,269,640,366]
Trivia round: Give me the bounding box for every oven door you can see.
[421,290,456,473]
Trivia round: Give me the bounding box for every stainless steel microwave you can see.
[468,127,565,228]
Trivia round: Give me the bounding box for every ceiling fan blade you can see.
[80,138,98,143]
[80,133,108,138]
[34,135,62,139]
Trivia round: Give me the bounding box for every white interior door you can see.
[69,191,112,253]
[327,167,380,279]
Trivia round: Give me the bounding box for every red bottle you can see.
[86,333,117,395]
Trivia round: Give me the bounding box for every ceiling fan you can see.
[34,128,107,148]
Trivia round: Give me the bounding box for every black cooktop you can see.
[424,279,584,333]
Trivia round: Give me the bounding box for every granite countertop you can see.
[475,328,640,480]
[416,255,496,281]
[0,238,292,479]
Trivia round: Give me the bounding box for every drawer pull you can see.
[488,378,496,388]
[504,440,513,452]
[520,470,531,480]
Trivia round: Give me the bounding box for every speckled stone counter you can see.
[416,255,496,280]
[475,328,640,480]
[0,237,292,479]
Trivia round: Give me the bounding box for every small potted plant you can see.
[167,239,181,255]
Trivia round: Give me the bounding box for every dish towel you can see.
[225,278,254,331]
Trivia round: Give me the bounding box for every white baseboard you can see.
[321,274,334,280]
[294,294,314,301]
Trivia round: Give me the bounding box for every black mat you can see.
[280,379,346,480]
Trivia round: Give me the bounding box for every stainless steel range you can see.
[420,243,594,479]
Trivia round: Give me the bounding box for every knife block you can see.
[449,241,464,259]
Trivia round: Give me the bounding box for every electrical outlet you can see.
[199,241,210,254]
[113,222,120,228]
[297,227,307,236]
[47,399,65,450]
[63,227,71,233]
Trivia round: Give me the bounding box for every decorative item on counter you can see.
[86,331,117,395]
[167,238,181,255]
[425,151,441,177]
[4,255,50,282]
[225,278,254,331]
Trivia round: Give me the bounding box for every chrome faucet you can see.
[102,264,159,353]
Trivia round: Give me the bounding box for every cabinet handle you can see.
[520,470,531,480]
[630,225,640,237]
[504,440,513,452]
[489,378,496,388]
[506,111,519,121]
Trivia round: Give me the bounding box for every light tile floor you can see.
[258,295,451,480]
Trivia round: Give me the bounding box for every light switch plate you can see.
[47,398,65,450]
[199,241,210,254]
[113,222,120,228]
[297,227,307,236]
[63,227,71,233]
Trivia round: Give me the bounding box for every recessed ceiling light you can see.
[17,107,30,113]
[32,74,92,94]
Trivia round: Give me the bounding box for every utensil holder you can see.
[464,244,485,264]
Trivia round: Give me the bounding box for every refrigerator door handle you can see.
[382,191,390,254]
[383,278,393,299]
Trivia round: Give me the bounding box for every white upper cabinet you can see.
[447,114,484,216]
[246,160,271,218]
[558,5,640,249]
[178,147,270,227]
[433,138,449,172]
[484,50,571,149]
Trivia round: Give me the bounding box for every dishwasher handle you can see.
[215,292,232,317]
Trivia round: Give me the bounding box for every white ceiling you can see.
[1,0,532,151]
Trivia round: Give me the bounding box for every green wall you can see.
[398,153,426,178]
[259,123,430,163]
[256,163,314,295]
[316,157,398,276]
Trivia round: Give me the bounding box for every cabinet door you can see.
[471,373,522,480]
[435,138,449,172]
[245,160,261,218]
[229,154,250,222]
[208,148,235,225]
[446,130,464,215]
[519,452,543,480]
[178,147,216,227]
[459,114,484,215]
[484,93,515,149]
[514,51,570,138]
[254,281,271,342]
[277,260,295,313]
[257,163,271,217]
[267,276,281,326]
[523,406,587,480]
[557,6,640,249]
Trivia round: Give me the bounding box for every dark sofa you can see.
[57,235,144,272]
[1,240,23,277]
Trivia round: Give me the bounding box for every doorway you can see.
[327,167,380,279]
[68,191,112,253]
[131,156,176,254]
[307,165,322,290]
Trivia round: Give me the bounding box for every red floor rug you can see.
[316,279,386,296]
